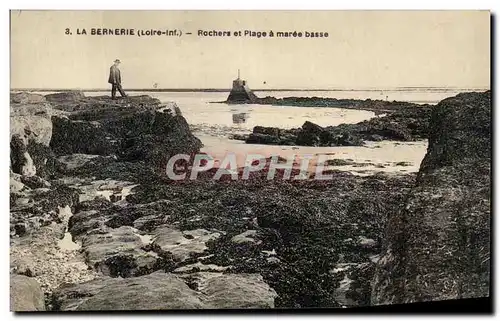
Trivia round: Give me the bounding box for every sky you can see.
[10,10,490,90]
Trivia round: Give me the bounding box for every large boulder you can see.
[48,94,202,169]
[10,92,53,146]
[79,226,159,277]
[51,271,277,310]
[11,92,46,104]
[10,274,46,311]
[10,92,55,177]
[10,184,79,237]
[52,271,204,310]
[371,91,491,305]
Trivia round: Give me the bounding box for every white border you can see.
[2,1,497,320]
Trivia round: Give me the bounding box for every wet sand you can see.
[198,134,427,176]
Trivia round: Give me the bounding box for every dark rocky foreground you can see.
[10,90,490,311]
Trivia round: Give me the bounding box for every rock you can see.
[52,271,205,310]
[358,236,377,249]
[10,221,98,296]
[230,133,249,141]
[57,154,105,170]
[10,95,55,177]
[245,133,283,145]
[10,172,25,193]
[13,89,486,310]
[372,91,491,305]
[200,273,277,308]
[52,271,276,310]
[302,121,324,135]
[80,226,160,277]
[50,116,118,156]
[243,101,431,148]
[45,91,85,105]
[151,226,221,262]
[10,184,79,237]
[10,93,53,151]
[253,126,280,136]
[10,134,36,176]
[10,274,46,311]
[252,95,431,114]
[266,257,281,264]
[331,262,375,307]
[11,92,46,104]
[173,262,230,273]
[226,77,258,103]
[74,179,137,203]
[231,230,258,244]
[20,175,51,189]
[48,95,202,169]
[325,159,355,166]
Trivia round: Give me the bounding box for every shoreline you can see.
[11,87,490,93]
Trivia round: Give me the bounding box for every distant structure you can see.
[226,69,258,103]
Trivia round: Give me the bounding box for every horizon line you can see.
[10,86,491,93]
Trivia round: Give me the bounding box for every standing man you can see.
[108,59,127,99]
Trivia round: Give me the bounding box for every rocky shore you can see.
[224,93,432,147]
[10,90,490,311]
[231,102,431,147]
[247,95,431,114]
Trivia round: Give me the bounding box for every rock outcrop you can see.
[371,91,491,304]
[10,91,207,311]
[10,92,55,177]
[48,94,202,169]
[252,95,432,114]
[10,90,490,311]
[52,271,277,310]
[241,107,431,147]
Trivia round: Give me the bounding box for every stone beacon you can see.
[226,69,258,103]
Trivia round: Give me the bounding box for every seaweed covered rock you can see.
[10,183,79,237]
[372,91,491,305]
[51,271,277,310]
[48,93,202,168]
[124,171,414,308]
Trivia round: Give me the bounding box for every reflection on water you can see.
[232,112,249,124]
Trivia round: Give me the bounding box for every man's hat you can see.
[114,59,121,63]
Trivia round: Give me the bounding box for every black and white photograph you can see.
[8,8,492,313]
